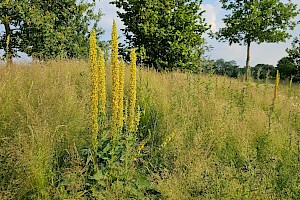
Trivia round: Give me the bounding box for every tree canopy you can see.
[216,0,299,80]
[111,0,209,71]
[286,35,300,68]
[277,57,297,80]
[0,0,103,62]
[213,58,239,78]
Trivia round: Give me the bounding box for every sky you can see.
[98,0,300,67]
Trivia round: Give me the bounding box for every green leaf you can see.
[90,170,104,181]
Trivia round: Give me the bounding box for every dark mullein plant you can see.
[89,29,99,151]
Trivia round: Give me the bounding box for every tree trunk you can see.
[4,15,12,66]
[245,41,251,81]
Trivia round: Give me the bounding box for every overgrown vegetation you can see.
[1,1,300,198]
[1,56,300,199]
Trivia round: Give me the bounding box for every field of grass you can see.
[1,60,300,199]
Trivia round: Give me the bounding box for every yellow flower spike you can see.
[118,59,125,128]
[274,70,280,101]
[128,49,137,132]
[135,133,151,161]
[134,106,141,132]
[98,48,106,114]
[161,129,176,148]
[89,29,99,151]
[111,20,119,134]
[6,34,10,65]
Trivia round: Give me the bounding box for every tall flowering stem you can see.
[268,69,280,132]
[274,70,280,101]
[118,59,125,128]
[111,20,119,135]
[89,29,99,151]
[6,34,10,65]
[98,48,106,114]
[128,49,137,132]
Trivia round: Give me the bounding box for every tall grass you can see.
[136,69,300,199]
[1,28,300,199]
[1,60,300,199]
[0,60,90,199]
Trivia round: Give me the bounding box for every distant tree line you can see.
[206,35,300,82]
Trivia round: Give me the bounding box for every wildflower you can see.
[128,49,137,132]
[118,59,125,128]
[98,48,106,114]
[89,29,99,150]
[161,129,176,148]
[111,20,119,133]
[274,70,280,101]
[289,76,293,89]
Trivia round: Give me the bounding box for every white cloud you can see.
[202,4,218,32]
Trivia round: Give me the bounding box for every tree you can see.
[0,0,103,62]
[252,64,275,80]
[111,0,209,71]
[0,0,25,64]
[286,36,300,68]
[213,58,239,77]
[216,0,299,80]
[277,57,297,80]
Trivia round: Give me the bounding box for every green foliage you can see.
[0,0,23,62]
[213,58,239,78]
[80,129,152,199]
[286,36,300,68]
[0,0,103,61]
[252,64,276,80]
[111,0,209,71]
[277,57,297,80]
[277,35,300,82]
[216,0,299,78]
[217,0,299,45]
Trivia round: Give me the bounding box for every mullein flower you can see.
[98,48,106,114]
[118,59,125,128]
[274,70,280,101]
[161,129,176,148]
[89,29,99,150]
[111,20,119,134]
[128,49,137,132]
[289,76,293,89]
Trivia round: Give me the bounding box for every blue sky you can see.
[98,0,300,67]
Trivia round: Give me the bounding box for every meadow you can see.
[1,57,300,199]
